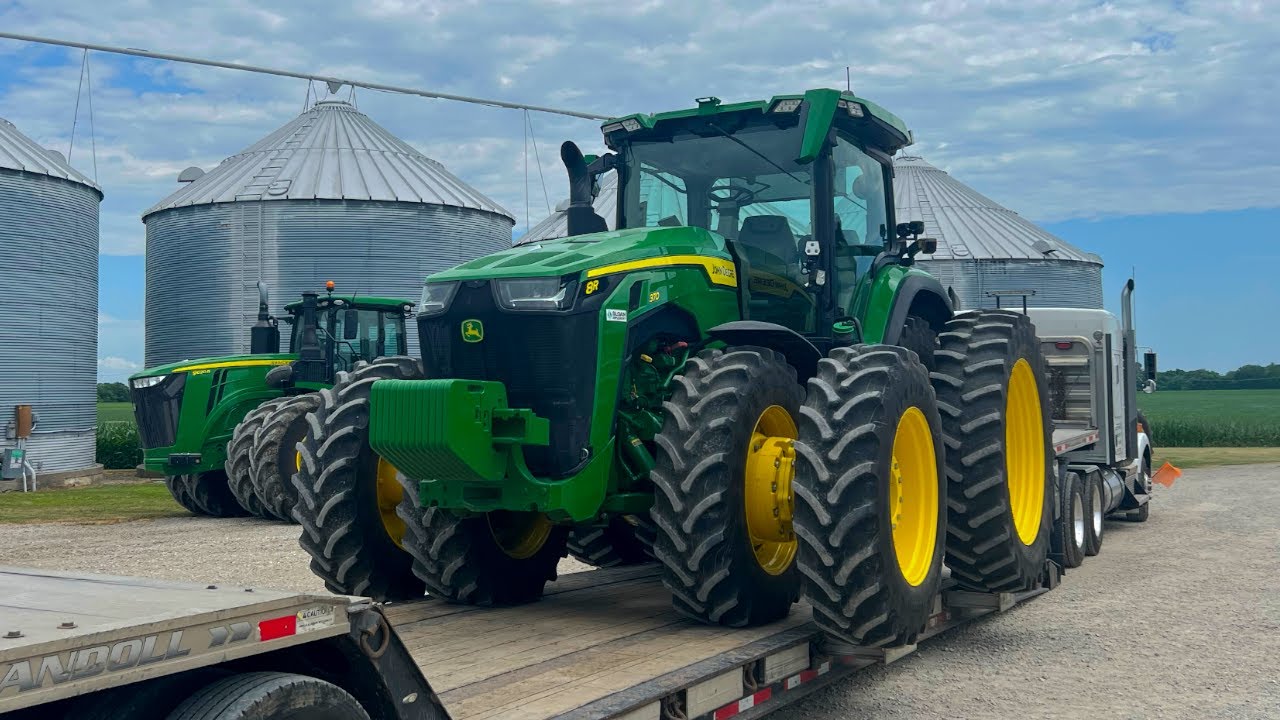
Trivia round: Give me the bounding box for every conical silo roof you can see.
[893,156,1099,265]
[143,100,511,219]
[0,117,101,194]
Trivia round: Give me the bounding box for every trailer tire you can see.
[294,357,426,600]
[932,310,1053,592]
[567,516,655,567]
[1083,472,1105,556]
[251,393,321,523]
[165,671,368,720]
[1051,471,1086,569]
[226,398,290,520]
[402,506,568,605]
[166,471,248,518]
[794,345,947,646]
[650,346,804,627]
[899,315,939,373]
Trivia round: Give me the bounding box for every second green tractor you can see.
[294,89,1055,645]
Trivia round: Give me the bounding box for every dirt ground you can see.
[4,464,1278,718]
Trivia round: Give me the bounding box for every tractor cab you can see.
[579,90,932,346]
[282,288,414,382]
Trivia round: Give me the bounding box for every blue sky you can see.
[2,0,1276,380]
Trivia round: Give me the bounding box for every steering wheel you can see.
[708,185,755,206]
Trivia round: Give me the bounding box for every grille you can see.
[131,373,187,449]
[1043,341,1093,425]
[418,281,599,478]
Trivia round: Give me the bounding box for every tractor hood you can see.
[427,226,732,283]
[129,353,296,382]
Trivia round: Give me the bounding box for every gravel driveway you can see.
[4,464,1277,718]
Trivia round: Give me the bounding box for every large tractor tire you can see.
[165,471,248,518]
[567,515,654,568]
[250,393,321,523]
[1051,471,1086,569]
[649,346,804,627]
[400,506,568,605]
[793,345,947,647]
[293,357,426,600]
[932,309,1053,592]
[899,315,939,373]
[226,398,290,520]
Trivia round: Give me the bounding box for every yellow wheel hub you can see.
[375,456,408,549]
[1006,358,1046,545]
[889,407,939,587]
[488,511,553,560]
[744,405,799,576]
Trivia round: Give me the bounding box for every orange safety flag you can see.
[1152,462,1181,488]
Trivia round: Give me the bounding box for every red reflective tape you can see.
[713,689,772,719]
[258,615,297,641]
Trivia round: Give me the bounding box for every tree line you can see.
[1155,363,1280,391]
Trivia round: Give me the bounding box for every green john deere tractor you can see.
[295,89,1055,645]
[129,285,415,523]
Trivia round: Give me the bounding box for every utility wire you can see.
[526,111,551,215]
[85,50,98,181]
[0,31,610,121]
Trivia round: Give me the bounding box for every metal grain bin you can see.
[142,100,514,367]
[0,117,102,476]
[521,156,1103,311]
[894,156,1103,310]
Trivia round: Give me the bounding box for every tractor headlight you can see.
[131,374,166,389]
[418,281,459,317]
[494,277,576,312]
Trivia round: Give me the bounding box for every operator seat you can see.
[737,215,798,275]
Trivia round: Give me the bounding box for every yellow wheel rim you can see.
[488,511,553,560]
[889,407,939,587]
[375,456,407,549]
[743,405,799,576]
[1006,358,1046,545]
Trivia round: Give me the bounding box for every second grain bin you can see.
[142,99,514,367]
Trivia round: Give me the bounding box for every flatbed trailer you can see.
[1,562,1059,720]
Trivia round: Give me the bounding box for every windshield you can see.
[620,119,818,332]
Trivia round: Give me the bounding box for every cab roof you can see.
[282,295,413,313]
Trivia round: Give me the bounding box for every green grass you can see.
[0,483,187,524]
[98,402,135,425]
[1154,447,1280,469]
[1139,389,1280,447]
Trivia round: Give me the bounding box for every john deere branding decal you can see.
[461,319,484,343]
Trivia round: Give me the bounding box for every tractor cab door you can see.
[830,135,892,317]
[328,307,407,370]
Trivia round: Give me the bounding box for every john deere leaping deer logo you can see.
[461,319,484,343]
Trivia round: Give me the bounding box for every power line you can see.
[0,31,611,121]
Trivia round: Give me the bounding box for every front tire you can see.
[650,346,804,627]
[794,345,946,647]
[251,393,321,523]
[932,310,1053,592]
[166,471,247,518]
[401,507,567,605]
[293,357,426,600]
[226,398,289,520]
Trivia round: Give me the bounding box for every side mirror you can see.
[917,237,937,254]
[895,222,912,239]
[343,309,360,340]
[1143,351,1157,382]
[908,220,925,236]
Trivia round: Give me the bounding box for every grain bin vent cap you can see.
[142,99,512,220]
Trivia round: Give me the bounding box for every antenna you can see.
[846,66,851,93]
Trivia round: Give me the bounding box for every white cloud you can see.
[97,356,140,371]
[0,0,1275,248]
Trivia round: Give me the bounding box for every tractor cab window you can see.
[619,120,817,334]
[329,308,386,371]
[287,311,330,354]
[382,311,406,356]
[832,136,891,313]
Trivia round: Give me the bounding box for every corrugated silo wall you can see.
[0,169,100,474]
[919,259,1103,311]
[144,199,514,367]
